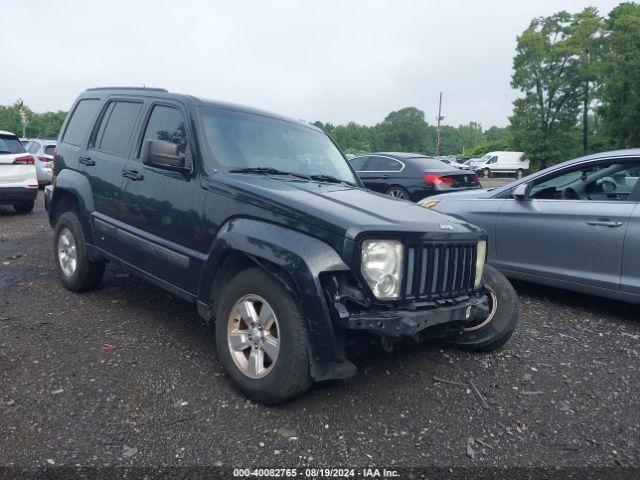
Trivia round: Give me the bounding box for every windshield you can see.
[0,134,27,154]
[200,107,357,184]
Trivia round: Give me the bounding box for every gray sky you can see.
[3,0,622,128]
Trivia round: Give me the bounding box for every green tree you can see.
[373,107,430,153]
[510,11,582,168]
[599,2,640,148]
[484,126,509,142]
[568,7,604,152]
[457,121,484,153]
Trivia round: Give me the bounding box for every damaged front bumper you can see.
[333,295,488,338]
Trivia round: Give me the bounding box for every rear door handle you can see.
[122,169,144,181]
[79,156,95,166]
[381,174,389,179]
[586,220,623,228]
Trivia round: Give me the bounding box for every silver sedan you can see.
[419,149,640,304]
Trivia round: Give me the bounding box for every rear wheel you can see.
[215,268,312,404]
[54,211,105,292]
[483,168,491,178]
[445,265,518,352]
[13,200,35,214]
[385,186,410,200]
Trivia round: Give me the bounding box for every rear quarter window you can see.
[62,99,100,146]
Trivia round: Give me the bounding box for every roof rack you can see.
[86,86,168,92]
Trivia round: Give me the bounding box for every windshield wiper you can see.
[309,174,357,187]
[229,167,311,181]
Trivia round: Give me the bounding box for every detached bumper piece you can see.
[335,296,486,338]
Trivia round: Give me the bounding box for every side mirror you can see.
[142,139,187,171]
[511,183,529,200]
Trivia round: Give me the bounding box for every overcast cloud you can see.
[3,0,622,128]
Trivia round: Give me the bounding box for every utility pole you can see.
[17,99,28,138]
[435,92,444,158]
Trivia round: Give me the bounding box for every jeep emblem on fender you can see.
[440,224,454,231]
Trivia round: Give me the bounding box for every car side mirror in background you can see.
[142,139,188,172]
[511,183,529,200]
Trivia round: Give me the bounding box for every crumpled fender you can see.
[198,217,353,375]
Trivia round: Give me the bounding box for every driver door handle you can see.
[587,220,623,228]
[122,169,144,181]
[79,156,95,166]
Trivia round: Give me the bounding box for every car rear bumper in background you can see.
[0,187,38,203]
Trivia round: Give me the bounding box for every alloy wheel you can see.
[57,228,77,278]
[387,188,408,200]
[227,294,280,379]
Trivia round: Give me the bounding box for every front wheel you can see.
[445,265,518,352]
[483,168,491,178]
[215,268,312,404]
[516,169,524,179]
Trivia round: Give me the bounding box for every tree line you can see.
[2,2,638,168]
[0,101,66,139]
[312,111,508,158]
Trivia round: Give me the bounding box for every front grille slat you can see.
[405,241,477,301]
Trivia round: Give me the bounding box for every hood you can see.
[220,174,483,239]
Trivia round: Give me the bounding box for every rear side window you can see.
[365,156,403,171]
[92,101,143,156]
[62,99,100,146]
[139,105,188,157]
[349,156,369,170]
[0,134,26,154]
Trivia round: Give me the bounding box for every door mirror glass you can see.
[512,183,528,199]
[142,139,186,171]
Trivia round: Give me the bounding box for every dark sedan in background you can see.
[419,148,640,304]
[349,152,481,202]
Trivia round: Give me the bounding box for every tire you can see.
[215,267,312,404]
[445,265,518,352]
[54,211,105,292]
[385,186,410,200]
[13,200,35,214]
[483,168,491,179]
[516,169,524,179]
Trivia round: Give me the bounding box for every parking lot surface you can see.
[1,189,639,469]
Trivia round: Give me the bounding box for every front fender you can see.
[198,218,354,378]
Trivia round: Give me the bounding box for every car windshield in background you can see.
[200,107,357,184]
[410,157,453,169]
[0,134,27,154]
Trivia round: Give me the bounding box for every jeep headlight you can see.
[361,239,404,300]
[474,240,487,289]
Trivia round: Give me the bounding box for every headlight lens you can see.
[361,239,404,300]
[474,240,487,288]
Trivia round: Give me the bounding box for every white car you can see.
[472,151,530,178]
[0,130,38,213]
[25,138,56,185]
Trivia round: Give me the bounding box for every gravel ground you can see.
[1,190,639,470]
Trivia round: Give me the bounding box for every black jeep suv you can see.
[45,87,518,404]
